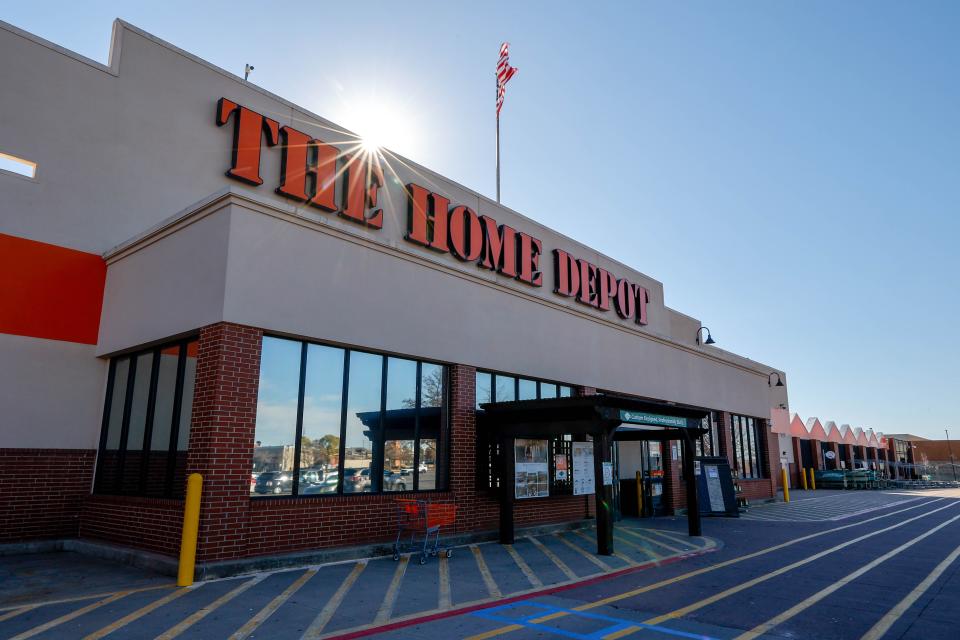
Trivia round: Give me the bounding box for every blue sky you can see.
[6,1,958,439]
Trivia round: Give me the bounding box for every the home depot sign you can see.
[216,98,649,325]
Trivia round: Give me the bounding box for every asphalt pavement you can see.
[2,489,959,640]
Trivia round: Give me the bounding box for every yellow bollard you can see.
[781,467,790,503]
[809,467,816,491]
[177,473,203,587]
[800,467,808,490]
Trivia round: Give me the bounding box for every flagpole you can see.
[496,72,501,203]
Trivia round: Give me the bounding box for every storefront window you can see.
[299,344,345,495]
[95,338,198,498]
[343,351,382,493]
[475,370,575,491]
[495,375,516,402]
[252,337,302,496]
[475,371,492,409]
[252,336,448,497]
[383,357,416,492]
[418,362,444,490]
[730,414,765,479]
[518,378,537,401]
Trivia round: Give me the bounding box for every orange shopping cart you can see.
[392,499,457,564]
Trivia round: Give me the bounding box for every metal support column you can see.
[594,430,614,555]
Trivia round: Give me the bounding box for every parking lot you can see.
[0,523,714,640]
[403,489,960,640]
[3,489,958,640]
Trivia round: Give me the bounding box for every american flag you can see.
[496,42,518,117]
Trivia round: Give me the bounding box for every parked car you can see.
[299,469,322,486]
[301,477,339,495]
[344,467,371,492]
[383,471,410,491]
[253,471,292,494]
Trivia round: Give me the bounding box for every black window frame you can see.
[252,336,450,498]
[474,369,574,493]
[94,337,197,498]
[730,414,766,480]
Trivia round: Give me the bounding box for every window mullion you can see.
[413,361,422,491]
[375,355,388,493]
[115,355,138,494]
[139,348,162,495]
[337,350,350,495]
[165,342,188,498]
[291,342,308,497]
[93,359,118,493]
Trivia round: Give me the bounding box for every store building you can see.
[776,413,889,486]
[0,19,788,569]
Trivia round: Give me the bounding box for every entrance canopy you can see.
[480,393,709,440]
[479,394,709,555]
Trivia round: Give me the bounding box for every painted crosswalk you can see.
[0,526,714,640]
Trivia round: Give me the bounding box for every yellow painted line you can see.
[555,534,613,572]
[374,556,410,624]
[604,626,642,639]
[619,528,686,555]
[439,555,452,610]
[0,583,173,613]
[613,532,663,560]
[0,605,39,623]
[504,544,543,588]
[736,511,960,640]
[640,501,960,628]
[9,591,132,640]
[471,545,502,599]
[155,575,267,640]
[462,498,946,640]
[571,529,639,567]
[860,541,960,640]
[228,569,317,640]
[301,561,366,639]
[82,587,192,640]
[527,536,579,581]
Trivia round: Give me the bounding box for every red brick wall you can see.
[188,323,263,562]
[0,449,95,542]
[236,362,593,560]
[80,495,183,556]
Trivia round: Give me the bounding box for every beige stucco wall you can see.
[100,196,783,418]
[1,19,789,448]
[0,333,107,449]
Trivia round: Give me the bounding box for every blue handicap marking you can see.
[471,601,719,640]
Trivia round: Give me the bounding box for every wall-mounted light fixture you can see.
[696,327,715,346]
[768,372,785,387]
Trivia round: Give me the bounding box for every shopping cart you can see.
[392,499,457,564]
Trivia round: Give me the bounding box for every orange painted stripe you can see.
[0,233,106,345]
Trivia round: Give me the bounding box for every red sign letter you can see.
[635,286,649,325]
[275,127,337,211]
[615,279,636,319]
[449,206,484,262]
[478,216,518,277]
[405,184,450,252]
[577,259,599,307]
[517,233,543,287]
[216,98,279,186]
[340,154,384,228]
[597,268,618,312]
[553,249,580,298]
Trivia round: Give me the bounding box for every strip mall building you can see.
[0,20,789,570]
